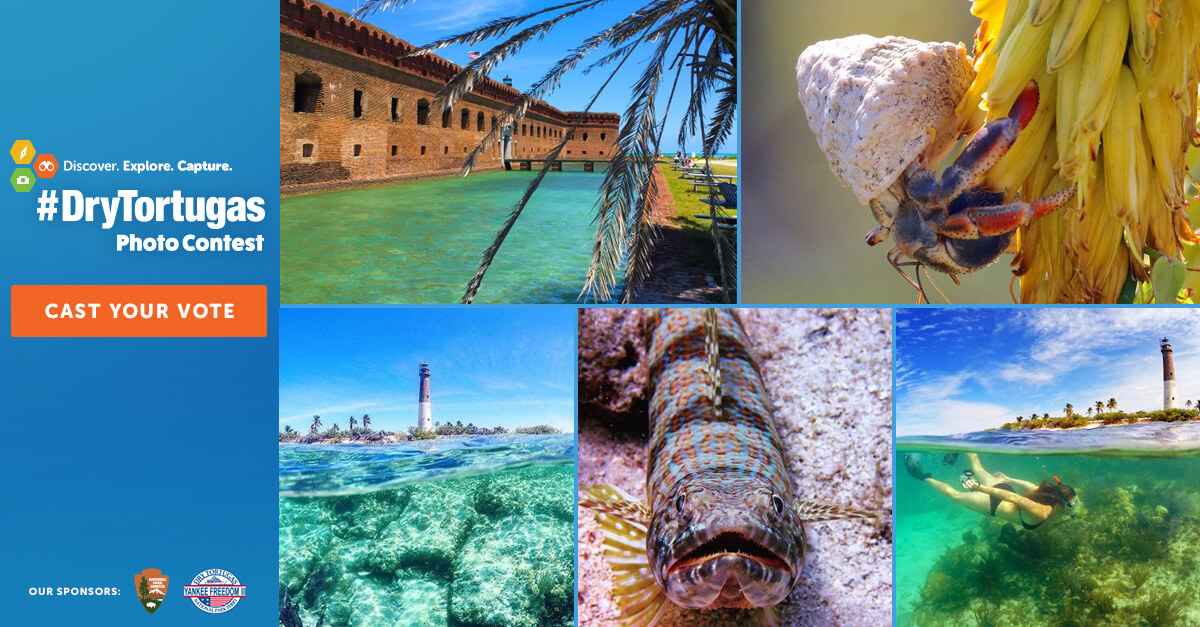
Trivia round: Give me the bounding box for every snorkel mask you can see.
[1053,476,1077,518]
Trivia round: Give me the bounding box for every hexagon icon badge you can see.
[11,167,35,192]
[33,154,57,178]
[10,140,35,165]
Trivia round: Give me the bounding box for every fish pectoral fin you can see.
[761,605,781,627]
[794,497,884,522]
[592,507,671,627]
[580,484,651,526]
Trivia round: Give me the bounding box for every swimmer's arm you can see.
[993,473,1039,492]
[973,484,1052,518]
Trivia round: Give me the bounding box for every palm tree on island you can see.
[1064,403,1074,417]
[362,414,372,433]
[349,416,357,435]
[310,415,322,436]
[1108,398,1118,411]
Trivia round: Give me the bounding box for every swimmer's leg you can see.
[967,452,999,487]
[925,477,993,516]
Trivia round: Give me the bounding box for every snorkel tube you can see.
[1053,476,1077,519]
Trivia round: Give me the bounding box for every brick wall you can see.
[280,0,620,190]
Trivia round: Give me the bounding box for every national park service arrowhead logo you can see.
[135,568,169,614]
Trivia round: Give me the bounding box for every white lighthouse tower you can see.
[417,362,433,431]
[1161,337,1178,410]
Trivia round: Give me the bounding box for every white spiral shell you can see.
[796,35,975,206]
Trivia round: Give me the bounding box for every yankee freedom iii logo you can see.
[134,568,169,614]
[183,568,245,614]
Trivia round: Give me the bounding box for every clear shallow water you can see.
[279,434,575,497]
[281,170,619,304]
[897,421,1200,456]
[279,435,575,627]
[895,428,1200,626]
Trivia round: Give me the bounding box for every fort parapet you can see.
[280,0,620,190]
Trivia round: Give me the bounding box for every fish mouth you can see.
[668,531,791,575]
[662,531,796,609]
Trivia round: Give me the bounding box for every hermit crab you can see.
[797,35,1076,301]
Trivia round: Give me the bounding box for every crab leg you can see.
[907,81,1040,205]
[934,185,1077,239]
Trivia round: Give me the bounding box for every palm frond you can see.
[358,0,738,303]
[583,27,681,302]
[355,0,593,51]
[461,49,637,303]
[453,0,686,177]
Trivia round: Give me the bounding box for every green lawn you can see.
[657,159,737,277]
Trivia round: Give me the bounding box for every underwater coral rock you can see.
[280,464,575,627]
[577,308,650,430]
[450,513,574,627]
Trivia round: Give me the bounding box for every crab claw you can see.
[936,185,1077,239]
[907,80,1041,205]
[1008,80,1039,131]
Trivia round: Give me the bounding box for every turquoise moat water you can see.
[279,435,575,627]
[895,424,1200,626]
[281,170,618,304]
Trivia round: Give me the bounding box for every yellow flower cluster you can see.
[960,0,1200,302]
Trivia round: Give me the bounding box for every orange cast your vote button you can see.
[11,285,267,337]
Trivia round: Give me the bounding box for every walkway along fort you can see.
[281,0,621,191]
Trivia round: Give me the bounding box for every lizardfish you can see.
[581,309,881,626]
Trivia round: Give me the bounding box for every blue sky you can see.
[279,307,575,433]
[328,0,737,152]
[896,308,1200,436]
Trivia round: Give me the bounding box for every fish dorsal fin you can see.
[704,308,724,420]
[580,484,651,526]
[794,497,883,523]
[583,485,671,627]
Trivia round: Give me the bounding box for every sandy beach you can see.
[577,308,893,626]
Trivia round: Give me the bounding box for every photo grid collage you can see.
[277,1,1200,625]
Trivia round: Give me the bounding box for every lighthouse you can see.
[417,362,433,431]
[1161,337,1177,410]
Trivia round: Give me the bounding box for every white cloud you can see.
[897,309,1200,436]
[412,0,518,31]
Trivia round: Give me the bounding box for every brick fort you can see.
[281,0,621,190]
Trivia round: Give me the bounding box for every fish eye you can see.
[675,492,686,514]
[772,494,786,516]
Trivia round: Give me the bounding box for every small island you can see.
[996,338,1198,430]
[996,400,1199,431]
[279,414,563,444]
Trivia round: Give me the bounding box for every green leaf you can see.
[1151,256,1187,304]
[1117,272,1138,304]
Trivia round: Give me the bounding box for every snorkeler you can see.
[904,452,1077,530]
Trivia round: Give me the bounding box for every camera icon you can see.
[11,167,36,192]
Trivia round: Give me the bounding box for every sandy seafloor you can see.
[577,308,894,625]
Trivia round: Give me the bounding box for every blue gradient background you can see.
[0,1,278,624]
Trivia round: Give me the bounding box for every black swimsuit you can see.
[987,482,1044,530]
